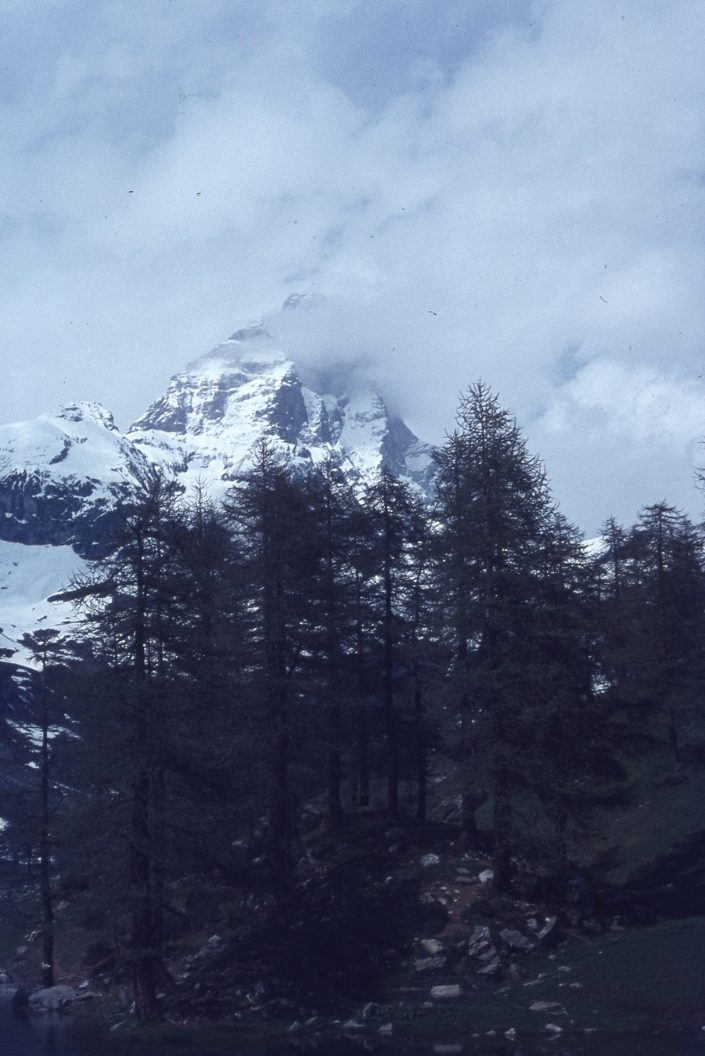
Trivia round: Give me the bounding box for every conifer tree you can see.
[304,459,359,827]
[71,477,184,1022]
[224,443,323,895]
[434,383,558,889]
[364,468,425,820]
[599,503,705,773]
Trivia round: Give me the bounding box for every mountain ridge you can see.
[0,322,434,657]
[128,325,434,503]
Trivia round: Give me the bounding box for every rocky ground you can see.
[2,812,705,1052]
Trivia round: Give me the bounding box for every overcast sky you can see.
[2,0,705,533]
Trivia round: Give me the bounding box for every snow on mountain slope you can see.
[0,314,435,652]
[0,402,155,553]
[129,324,434,502]
[0,540,86,668]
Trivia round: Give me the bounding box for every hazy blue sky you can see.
[2,0,705,532]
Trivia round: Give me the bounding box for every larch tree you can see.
[434,382,558,890]
[224,442,323,897]
[71,476,184,1022]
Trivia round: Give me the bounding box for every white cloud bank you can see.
[1,0,705,530]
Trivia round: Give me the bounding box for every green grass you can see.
[585,764,705,887]
[396,915,705,1049]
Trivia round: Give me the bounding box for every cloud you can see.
[541,359,705,448]
[1,0,705,531]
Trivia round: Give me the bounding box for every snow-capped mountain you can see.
[128,323,434,503]
[0,329,432,561]
[0,318,433,662]
[0,539,86,667]
[0,402,156,555]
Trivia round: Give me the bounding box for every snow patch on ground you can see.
[0,540,86,666]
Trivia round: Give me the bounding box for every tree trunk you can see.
[130,765,158,1023]
[491,740,512,893]
[151,765,166,956]
[383,508,400,821]
[268,694,292,899]
[327,737,344,828]
[461,788,481,849]
[384,647,400,821]
[414,681,426,821]
[39,684,54,988]
[459,707,482,848]
[355,713,370,808]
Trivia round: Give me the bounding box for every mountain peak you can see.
[186,329,289,382]
[55,401,117,431]
[128,327,434,501]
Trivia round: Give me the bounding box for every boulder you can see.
[11,987,31,1011]
[467,925,492,956]
[538,915,560,945]
[477,956,502,976]
[0,970,12,983]
[420,853,441,867]
[419,938,445,956]
[478,869,494,884]
[499,928,535,952]
[183,933,225,974]
[29,985,77,1012]
[414,956,447,973]
[430,984,462,1000]
[529,1000,565,1013]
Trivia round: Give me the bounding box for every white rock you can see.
[29,986,77,1012]
[430,984,462,1000]
[414,956,447,973]
[478,869,494,884]
[500,927,535,951]
[530,1000,565,1013]
[419,938,446,955]
[467,924,492,956]
[477,956,502,976]
[420,853,441,867]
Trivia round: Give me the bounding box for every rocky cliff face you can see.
[128,324,434,503]
[0,328,433,559]
[0,323,433,657]
[0,402,156,555]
